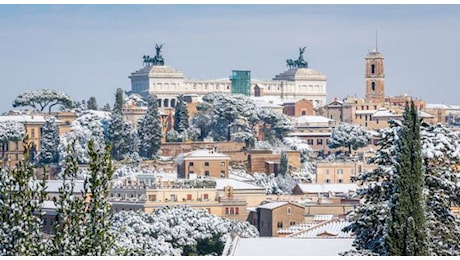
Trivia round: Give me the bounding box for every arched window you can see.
[163,99,169,107]
[371,64,375,74]
[371,82,376,91]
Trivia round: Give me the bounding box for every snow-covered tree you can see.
[111,206,259,256]
[0,120,26,163]
[342,120,400,255]
[283,136,316,183]
[47,144,87,255]
[328,123,371,154]
[12,89,73,113]
[174,94,190,137]
[107,88,134,161]
[344,117,460,256]
[58,110,109,165]
[0,140,48,255]
[386,101,428,256]
[257,108,293,142]
[192,93,258,143]
[138,94,162,159]
[420,122,460,255]
[87,96,98,110]
[38,116,60,164]
[47,140,116,255]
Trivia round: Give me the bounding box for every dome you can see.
[273,68,327,81]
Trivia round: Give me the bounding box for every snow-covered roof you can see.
[288,219,354,238]
[426,103,460,110]
[288,132,331,137]
[227,237,354,256]
[372,109,398,118]
[183,149,230,160]
[294,115,333,124]
[355,110,377,115]
[257,201,289,210]
[214,178,265,191]
[313,214,334,222]
[419,111,434,118]
[42,200,56,209]
[278,223,316,234]
[0,115,62,124]
[250,96,303,106]
[45,180,85,193]
[252,99,283,109]
[296,183,358,194]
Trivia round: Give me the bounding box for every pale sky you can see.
[1,4,459,113]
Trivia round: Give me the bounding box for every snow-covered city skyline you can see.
[0,4,459,113]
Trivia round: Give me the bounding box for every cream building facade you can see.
[128,47,328,109]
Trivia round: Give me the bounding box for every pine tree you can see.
[328,123,371,155]
[278,151,288,176]
[107,88,132,161]
[87,96,98,110]
[174,95,190,138]
[138,94,162,159]
[386,101,428,256]
[39,116,60,164]
[0,139,48,256]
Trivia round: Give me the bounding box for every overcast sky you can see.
[0,4,459,113]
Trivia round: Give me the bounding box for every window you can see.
[170,194,177,202]
[189,162,194,166]
[371,82,376,91]
[290,221,296,226]
[203,194,209,200]
[220,162,225,167]
[225,207,229,215]
[337,169,343,175]
[277,222,283,228]
[187,194,192,201]
[204,162,209,167]
[338,179,343,183]
[307,139,313,145]
[235,207,239,215]
[326,169,330,175]
[317,139,323,145]
[220,170,225,177]
[205,170,210,176]
[230,208,234,215]
[371,64,375,74]
[287,207,292,215]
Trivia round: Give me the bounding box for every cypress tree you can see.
[107,88,132,161]
[39,116,60,164]
[87,96,98,110]
[174,94,190,136]
[138,94,162,159]
[278,151,288,176]
[386,101,428,256]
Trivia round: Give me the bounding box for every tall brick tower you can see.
[364,35,385,102]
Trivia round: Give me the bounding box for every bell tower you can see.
[365,33,385,102]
